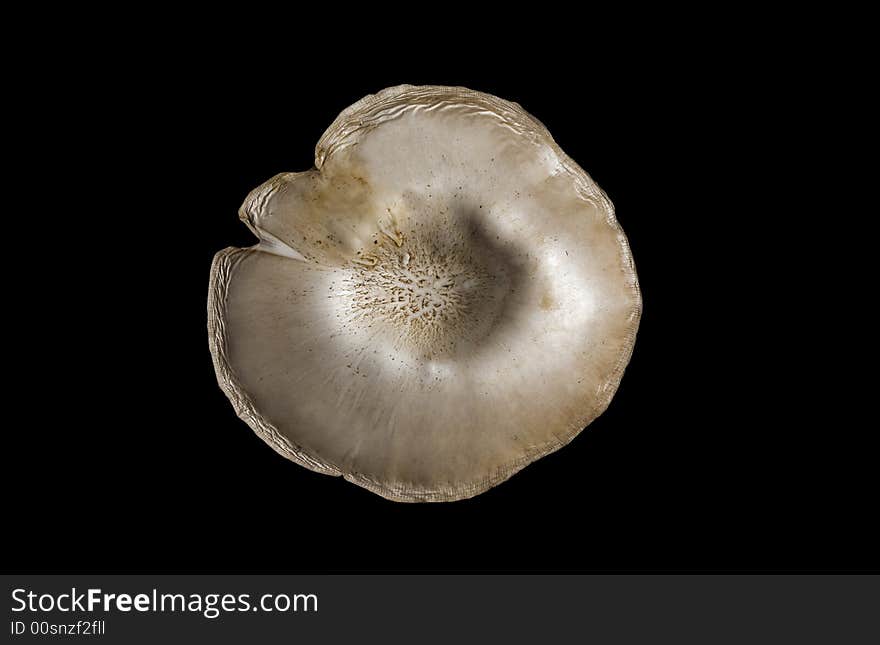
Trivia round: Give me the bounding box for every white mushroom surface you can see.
[208,85,641,501]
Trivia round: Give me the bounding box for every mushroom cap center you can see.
[339,213,519,361]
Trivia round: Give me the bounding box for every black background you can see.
[5,33,874,573]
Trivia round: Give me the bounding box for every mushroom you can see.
[208,85,641,502]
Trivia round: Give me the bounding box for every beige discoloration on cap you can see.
[208,85,641,502]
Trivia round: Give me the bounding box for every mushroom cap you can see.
[208,85,641,502]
